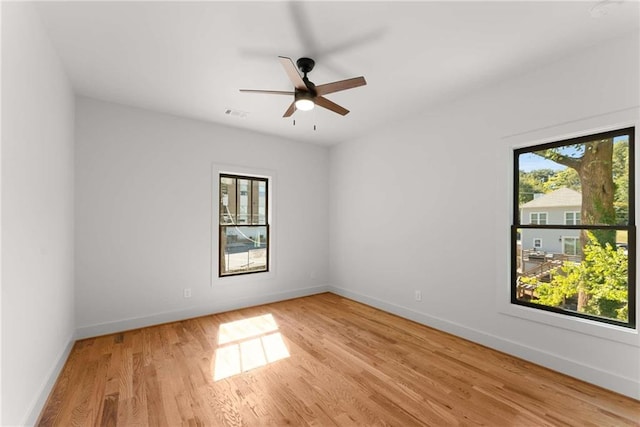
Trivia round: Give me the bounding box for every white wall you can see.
[75,97,329,337]
[329,32,640,398]
[1,3,76,425]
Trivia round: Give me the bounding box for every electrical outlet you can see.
[183,288,192,298]
[415,290,422,301]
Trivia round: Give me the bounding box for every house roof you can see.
[521,187,581,209]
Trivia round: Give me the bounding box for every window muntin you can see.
[219,174,269,277]
[512,127,635,328]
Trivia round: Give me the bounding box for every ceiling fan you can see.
[240,56,367,117]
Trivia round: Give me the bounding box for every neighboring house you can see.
[520,187,582,256]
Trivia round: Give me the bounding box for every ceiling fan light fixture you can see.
[294,92,314,111]
[295,98,314,111]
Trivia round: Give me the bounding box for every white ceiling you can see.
[35,1,640,145]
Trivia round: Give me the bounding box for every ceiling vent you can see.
[225,109,249,119]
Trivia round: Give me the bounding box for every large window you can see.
[219,174,269,277]
[513,127,635,328]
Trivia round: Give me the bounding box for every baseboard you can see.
[328,285,640,400]
[25,334,76,426]
[75,285,330,339]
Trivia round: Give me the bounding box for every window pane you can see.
[237,179,251,224]
[516,227,628,323]
[564,212,581,226]
[539,213,547,225]
[251,180,266,225]
[517,135,630,226]
[220,177,236,224]
[528,213,548,225]
[220,226,268,276]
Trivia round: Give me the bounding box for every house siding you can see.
[520,206,581,254]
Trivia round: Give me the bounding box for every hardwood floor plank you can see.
[37,293,640,426]
[141,364,168,426]
[99,393,118,427]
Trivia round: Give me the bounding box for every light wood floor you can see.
[38,293,639,426]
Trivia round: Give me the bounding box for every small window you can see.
[513,127,635,328]
[530,212,547,225]
[219,174,269,277]
[564,211,581,225]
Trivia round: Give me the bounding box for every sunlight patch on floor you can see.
[213,314,290,381]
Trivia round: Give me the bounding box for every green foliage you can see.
[542,168,580,192]
[612,140,629,180]
[527,233,628,322]
[613,140,629,224]
[523,268,574,307]
[518,169,555,204]
[580,234,628,319]
[528,168,557,183]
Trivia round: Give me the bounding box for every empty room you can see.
[1,1,639,425]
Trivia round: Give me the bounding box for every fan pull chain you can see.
[292,119,316,131]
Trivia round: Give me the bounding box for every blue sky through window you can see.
[518,153,564,172]
[518,135,629,172]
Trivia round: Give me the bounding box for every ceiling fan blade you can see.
[314,96,349,116]
[315,77,367,96]
[240,89,294,95]
[278,56,307,91]
[288,2,320,56]
[283,101,297,117]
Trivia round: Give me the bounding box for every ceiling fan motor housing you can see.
[296,58,317,94]
[296,57,315,74]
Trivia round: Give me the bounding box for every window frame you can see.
[218,173,270,278]
[511,126,636,329]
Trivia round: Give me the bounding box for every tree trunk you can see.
[577,139,616,247]
[575,139,615,311]
[577,282,590,312]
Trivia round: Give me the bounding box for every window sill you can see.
[498,298,639,347]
